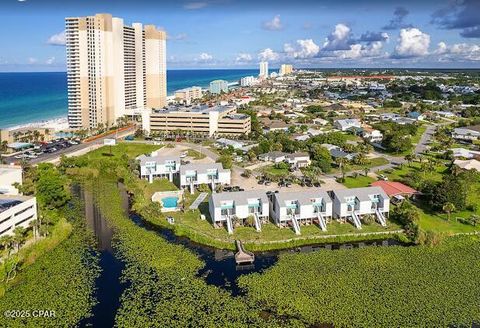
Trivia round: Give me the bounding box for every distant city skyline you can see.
[0,0,479,72]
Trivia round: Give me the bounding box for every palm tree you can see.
[12,227,26,252]
[0,235,14,258]
[363,166,370,177]
[442,202,456,221]
[29,219,40,241]
[404,153,416,167]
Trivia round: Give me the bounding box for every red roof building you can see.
[371,181,419,197]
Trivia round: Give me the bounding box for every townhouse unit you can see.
[0,165,22,195]
[452,125,480,141]
[146,105,251,137]
[331,187,390,229]
[180,163,230,194]
[0,195,37,237]
[270,189,333,235]
[136,151,181,183]
[334,118,361,131]
[209,191,270,234]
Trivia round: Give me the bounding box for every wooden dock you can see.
[234,240,255,265]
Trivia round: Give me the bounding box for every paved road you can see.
[2,126,136,165]
[415,124,436,155]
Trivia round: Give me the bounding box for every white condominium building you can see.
[279,64,293,76]
[0,196,37,237]
[136,150,181,183]
[180,163,231,194]
[174,86,203,104]
[259,61,269,78]
[66,13,167,130]
[240,76,258,87]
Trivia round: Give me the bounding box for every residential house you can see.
[0,165,22,195]
[362,127,383,143]
[334,118,361,131]
[180,163,231,194]
[285,152,311,168]
[454,159,480,171]
[331,187,390,229]
[380,113,400,121]
[0,195,37,237]
[258,151,287,163]
[371,181,419,198]
[452,125,480,141]
[407,111,425,121]
[264,120,289,132]
[313,118,329,126]
[451,148,480,159]
[137,151,181,183]
[209,191,269,234]
[270,189,333,234]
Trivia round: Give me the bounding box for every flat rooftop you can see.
[153,104,235,115]
[0,165,22,176]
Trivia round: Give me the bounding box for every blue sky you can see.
[0,0,479,71]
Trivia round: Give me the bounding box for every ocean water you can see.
[0,69,261,129]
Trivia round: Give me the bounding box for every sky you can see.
[0,0,479,71]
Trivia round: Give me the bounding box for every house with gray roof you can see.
[136,150,181,183]
[209,190,269,234]
[270,189,333,234]
[331,187,390,229]
[334,118,361,131]
[452,125,480,141]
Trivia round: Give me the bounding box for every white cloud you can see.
[335,41,385,59]
[393,28,430,58]
[284,39,320,59]
[263,15,283,31]
[258,48,280,61]
[183,2,208,10]
[235,53,253,63]
[434,42,480,61]
[197,52,213,62]
[28,57,37,64]
[47,31,66,46]
[45,57,56,65]
[322,24,352,51]
[168,32,188,41]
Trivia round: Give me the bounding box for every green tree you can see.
[442,202,456,221]
[216,155,233,169]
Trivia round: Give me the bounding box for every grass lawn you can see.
[186,149,206,160]
[138,178,178,200]
[331,157,390,174]
[262,165,290,177]
[380,161,447,183]
[85,142,159,160]
[342,175,375,188]
[411,125,427,145]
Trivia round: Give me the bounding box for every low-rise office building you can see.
[209,190,269,234]
[0,165,22,195]
[146,105,251,137]
[136,151,181,183]
[180,163,230,193]
[0,195,37,237]
[331,187,390,229]
[270,189,333,234]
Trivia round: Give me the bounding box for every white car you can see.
[180,152,187,158]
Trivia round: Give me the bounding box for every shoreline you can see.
[2,115,69,132]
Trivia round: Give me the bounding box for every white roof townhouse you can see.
[452,125,480,141]
[137,151,181,183]
[258,151,287,163]
[209,190,269,234]
[334,118,361,131]
[0,195,37,237]
[180,163,230,194]
[0,165,22,195]
[270,189,333,235]
[331,187,390,229]
[285,152,311,168]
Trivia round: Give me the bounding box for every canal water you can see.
[80,183,404,326]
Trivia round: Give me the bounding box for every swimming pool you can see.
[162,196,178,209]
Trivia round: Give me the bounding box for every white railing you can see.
[375,209,387,227]
[253,213,262,232]
[317,212,327,232]
[351,211,362,230]
[291,215,301,235]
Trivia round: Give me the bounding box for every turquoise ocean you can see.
[0,69,262,129]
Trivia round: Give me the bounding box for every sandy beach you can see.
[5,116,69,132]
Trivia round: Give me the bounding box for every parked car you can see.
[378,174,388,181]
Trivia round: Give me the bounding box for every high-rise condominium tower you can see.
[279,64,293,76]
[65,13,167,130]
[259,61,269,78]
